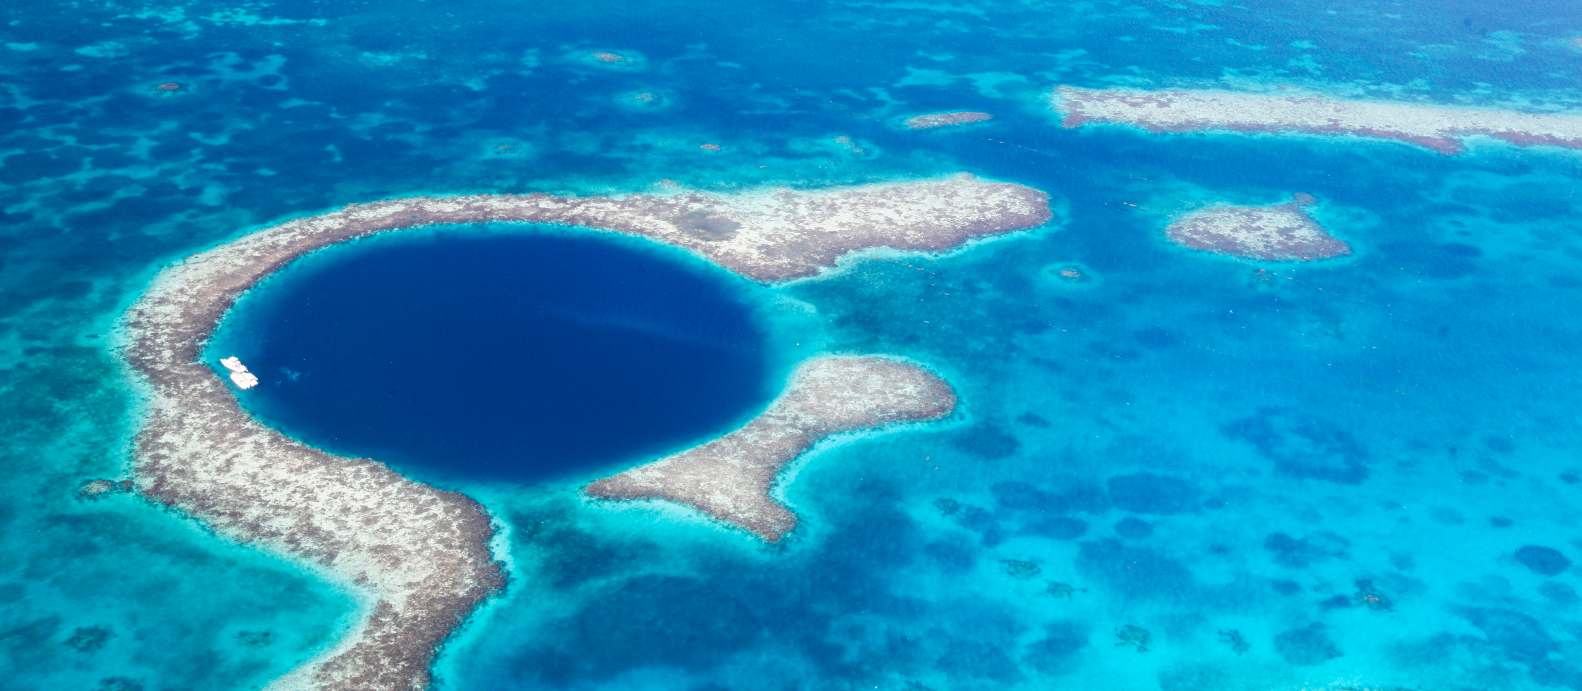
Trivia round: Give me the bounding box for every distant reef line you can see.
[118,176,1053,691]
[1053,86,1582,154]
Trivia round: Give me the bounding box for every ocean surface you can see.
[209,229,777,483]
[5,0,1582,690]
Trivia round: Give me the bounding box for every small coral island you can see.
[586,357,957,541]
[120,176,1051,690]
[1166,194,1349,261]
[1054,86,1582,154]
[904,111,993,130]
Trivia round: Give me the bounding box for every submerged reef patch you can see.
[1223,408,1369,484]
[1075,538,1195,602]
[1514,545,1571,576]
[1105,473,1200,514]
[1263,531,1351,569]
[1273,623,1343,666]
[1166,195,1349,262]
[76,478,132,500]
[121,177,1048,690]
[1054,86,1582,154]
[586,357,957,541]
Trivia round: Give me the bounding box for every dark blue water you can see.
[234,230,772,482]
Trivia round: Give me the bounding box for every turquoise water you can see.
[6,0,1582,689]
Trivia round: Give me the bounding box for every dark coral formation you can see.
[1106,473,1200,514]
[1028,516,1088,540]
[1515,545,1571,576]
[1115,625,1151,652]
[98,678,143,691]
[236,630,278,648]
[1217,629,1250,654]
[1223,409,1369,484]
[1045,581,1077,599]
[76,478,132,500]
[1264,531,1351,569]
[1001,560,1043,579]
[1114,517,1154,539]
[1024,621,1088,674]
[1274,623,1342,666]
[63,626,113,652]
[1076,539,1195,602]
[1352,579,1394,611]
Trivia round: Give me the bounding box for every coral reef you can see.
[1218,629,1250,654]
[1054,86,1582,154]
[1273,623,1342,665]
[1044,581,1077,599]
[1165,195,1349,261]
[1352,579,1393,611]
[904,112,993,129]
[1115,625,1151,652]
[586,357,957,541]
[1515,545,1571,576]
[122,177,1045,687]
[77,478,132,500]
[1114,517,1153,539]
[1002,560,1043,579]
[63,626,113,652]
[237,630,279,647]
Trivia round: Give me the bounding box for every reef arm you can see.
[128,314,505,691]
[585,357,957,542]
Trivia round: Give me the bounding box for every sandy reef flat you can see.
[1166,193,1349,261]
[586,357,957,541]
[1054,86,1582,154]
[119,177,1051,690]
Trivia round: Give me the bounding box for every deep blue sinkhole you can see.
[233,229,772,482]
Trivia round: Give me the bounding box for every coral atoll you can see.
[121,177,1049,689]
